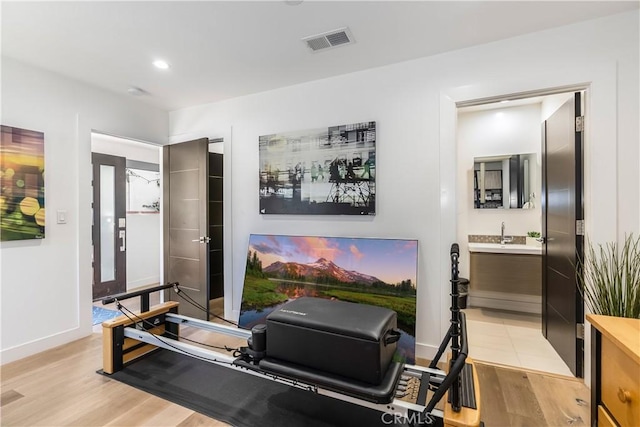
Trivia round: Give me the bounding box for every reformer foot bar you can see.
[101,245,481,427]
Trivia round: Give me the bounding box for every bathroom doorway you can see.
[455,89,584,377]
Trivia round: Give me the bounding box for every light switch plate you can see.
[57,210,67,224]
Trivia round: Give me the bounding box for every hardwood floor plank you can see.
[177,412,229,427]
[0,390,24,407]
[138,401,211,427]
[506,412,547,426]
[1,332,592,426]
[527,371,589,426]
[474,363,512,427]
[496,368,545,421]
[63,381,153,426]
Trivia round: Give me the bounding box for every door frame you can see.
[91,152,127,300]
[439,62,618,384]
[90,132,163,302]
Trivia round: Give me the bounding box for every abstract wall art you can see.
[240,234,418,363]
[259,121,376,215]
[0,125,45,241]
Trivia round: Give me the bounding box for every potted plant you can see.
[526,231,541,247]
[577,234,640,318]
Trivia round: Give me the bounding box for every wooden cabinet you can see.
[469,252,541,313]
[470,252,541,295]
[587,314,640,427]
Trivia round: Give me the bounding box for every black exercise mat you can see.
[101,350,409,427]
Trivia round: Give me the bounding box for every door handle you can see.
[191,236,211,244]
[119,230,126,251]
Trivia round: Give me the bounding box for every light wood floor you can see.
[1,324,590,426]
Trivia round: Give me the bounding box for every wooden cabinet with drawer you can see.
[587,314,640,427]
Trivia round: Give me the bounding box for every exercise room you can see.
[1,2,639,427]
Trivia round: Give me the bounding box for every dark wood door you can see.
[209,151,224,300]
[163,138,210,320]
[92,153,127,300]
[542,93,584,377]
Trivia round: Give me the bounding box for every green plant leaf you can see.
[577,234,640,318]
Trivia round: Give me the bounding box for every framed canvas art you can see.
[0,125,45,241]
[259,121,376,215]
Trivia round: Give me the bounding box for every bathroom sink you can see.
[468,242,542,255]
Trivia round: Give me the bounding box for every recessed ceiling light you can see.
[153,60,170,70]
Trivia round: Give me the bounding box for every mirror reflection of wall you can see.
[473,153,536,209]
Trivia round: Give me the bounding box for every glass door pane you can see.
[100,164,116,282]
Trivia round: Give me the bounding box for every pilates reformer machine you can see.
[101,243,481,426]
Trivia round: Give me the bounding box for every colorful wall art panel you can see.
[0,125,45,241]
[240,234,418,364]
[259,121,376,215]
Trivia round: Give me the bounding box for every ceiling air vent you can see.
[302,27,354,52]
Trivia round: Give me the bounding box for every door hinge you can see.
[575,116,584,132]
[577,323,585,340]
[576,219,585,236]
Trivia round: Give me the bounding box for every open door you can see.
[542,92,584,377]
[163,138,210,320]
[92,153,127,300]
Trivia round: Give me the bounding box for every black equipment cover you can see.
[265,297,399,385]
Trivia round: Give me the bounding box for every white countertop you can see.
[468,242,542,255]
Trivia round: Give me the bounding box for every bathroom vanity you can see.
[468,242,542,313]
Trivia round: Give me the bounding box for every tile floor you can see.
[463,307,573,377]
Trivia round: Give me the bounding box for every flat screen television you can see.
[239,234,418,364]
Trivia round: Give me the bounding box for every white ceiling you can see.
[2,1,638,111]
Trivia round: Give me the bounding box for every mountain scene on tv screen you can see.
[239,235,418,363]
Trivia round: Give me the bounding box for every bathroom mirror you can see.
[473,153,537,209]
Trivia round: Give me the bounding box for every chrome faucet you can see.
[500,221,512,244]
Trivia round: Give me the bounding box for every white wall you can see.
[125,214,160,290]
[456,103,543,278]
[170,11,639,364]
[0,57,168,364]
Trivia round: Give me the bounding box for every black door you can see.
[542,92,584,377]
[92,153,127,300]
[209,150,224,301]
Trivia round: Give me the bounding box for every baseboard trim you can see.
[469,290,541,314]
[0,326,90,365]
[416,342,442,362]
